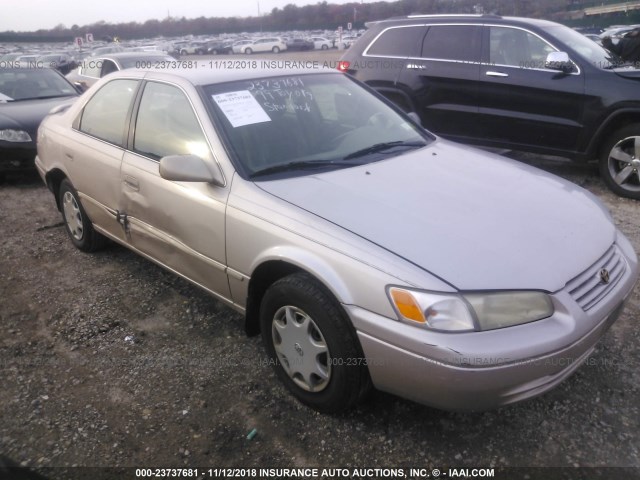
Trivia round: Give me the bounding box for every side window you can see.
[82,60,102,78]
[101,60,119,77]
[133,82,210,160]
[489,27,556,68]
[78,79,138,145]
[421,25,482,62]
[366,25,427,57]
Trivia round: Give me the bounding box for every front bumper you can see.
[347,237,638,411]
[0,142,37,172]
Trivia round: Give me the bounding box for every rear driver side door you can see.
[396,24,483,139]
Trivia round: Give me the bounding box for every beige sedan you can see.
[36,66,638,413]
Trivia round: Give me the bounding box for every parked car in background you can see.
[286,38,314,51]
[231,40,253,54]
[339,35,358,48]
[37,53,77,75]
[241,37,287,54]
[0,65,78,173]
[340,14,640,199]
[89,45,125,56]
[201,41,232,55]
[178,41,208,56]
[599,25,640,44]
[66,51,175,91]
[308,36,334,50]
[35,66,637,413]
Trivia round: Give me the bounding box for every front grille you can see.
[566,244,626,311]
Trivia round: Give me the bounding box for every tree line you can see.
[0,0,602,43]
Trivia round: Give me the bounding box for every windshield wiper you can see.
[250,159,359,178]
[343,140,427,160]
[11,94,75,101]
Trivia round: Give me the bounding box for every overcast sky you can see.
[1,0,368,32]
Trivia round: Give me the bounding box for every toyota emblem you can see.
[599,268,610,284]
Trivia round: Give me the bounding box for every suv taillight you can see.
[337,61,350,72]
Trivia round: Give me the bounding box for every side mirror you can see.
[407,111,422,126]
[545,51,575,73]
[159,154,225,186]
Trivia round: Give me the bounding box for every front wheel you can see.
[244,47,253,55]
[321,44,329,50]
[272,46,281,53]
[600,123,640,199]
[59,178,107,252]
[260,273,370,413]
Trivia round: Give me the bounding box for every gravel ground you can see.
[1,50,639,480]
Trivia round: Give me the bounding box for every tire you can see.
[180,49,187,56]
[599,123,640,199]
[58,178,107,252]
[272,46,280,53]
[321,44,328,50]
[244,47,252,55]
[260,272,371,413]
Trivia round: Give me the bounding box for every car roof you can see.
[366,14,563,30]
[115,64,340,87]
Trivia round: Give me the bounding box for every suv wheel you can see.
[272,46,281,53]
[600,124,640,200]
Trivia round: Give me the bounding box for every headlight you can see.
[464,291,553,331]
[0,129,32,142]
[388,287,553,332]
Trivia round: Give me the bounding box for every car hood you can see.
[0,96,77,133]
[257,140,616,292]
[612,67,640,80]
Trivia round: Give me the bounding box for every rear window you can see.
[366,25,427,57]
[421,25,482,62]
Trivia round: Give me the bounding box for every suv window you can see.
[366,26,427,57]
[489,26,556,69]
[134,81,209,160]
[421,25,481,62]
[79,79,138,145]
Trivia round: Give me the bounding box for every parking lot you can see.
[1,49,640,479]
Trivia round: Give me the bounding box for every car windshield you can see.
[544,25,622,68]
[204,73,432,179]
[0,67,77,102]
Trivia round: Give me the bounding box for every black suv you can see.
[339,15,640,199]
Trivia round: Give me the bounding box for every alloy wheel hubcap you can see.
[608,136,640,191]
[62,191,84,241]
[271,305,331,392]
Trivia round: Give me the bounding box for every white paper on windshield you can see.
[212,90,271,127]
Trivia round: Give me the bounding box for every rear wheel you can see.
[321,44,329,50]
[272,46,281,53]
[600,123,640,199]
[260,273,371,413]
[244,47,253,55]
[59,178,107,252]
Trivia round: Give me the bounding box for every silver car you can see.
[35,66,638,413]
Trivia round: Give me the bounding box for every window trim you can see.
[362,22,582,74]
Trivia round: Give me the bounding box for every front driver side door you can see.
[476,25,586,154]
[120,80,231,300]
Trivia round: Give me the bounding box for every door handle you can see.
[486,71,509,77]
[123,175,139,191]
